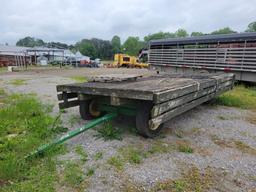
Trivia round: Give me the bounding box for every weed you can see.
[211,135,256,155]
[234,140,256,155]
[68,114,81,126]
[153,166,214,192]
[64,162,84,187]
[0,93,66,191]
[94,151,103,161]
[86,167,95,177]
[95,121,122,141]
[177,141,194,153]
[147,140,175,155]
[216,85,256,110]
[107,156,124,171]
[119,146,143,164]
[70,76,87,83]
[75,145,88,162]
[9,79,27,86]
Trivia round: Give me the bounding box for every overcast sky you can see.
[1,0,256,45]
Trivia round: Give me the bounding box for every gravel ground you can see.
[0,68,255,192]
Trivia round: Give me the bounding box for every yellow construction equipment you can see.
[113,54,148,68]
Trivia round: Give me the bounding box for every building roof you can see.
[149,32,256,46]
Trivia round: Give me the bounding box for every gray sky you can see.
[1,0,256,45]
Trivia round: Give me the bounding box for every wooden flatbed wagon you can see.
[56,72,235,137]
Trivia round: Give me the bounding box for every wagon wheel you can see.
[79,100,101,120]
[136,101,163,138]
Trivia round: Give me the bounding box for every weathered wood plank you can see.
[57,92,77,101]
[59,100,80,109]
[149,85,231,130]
[151,79,233,117]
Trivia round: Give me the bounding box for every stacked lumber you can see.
[149,73,234,130]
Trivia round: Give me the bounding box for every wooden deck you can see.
[57,73,234,103]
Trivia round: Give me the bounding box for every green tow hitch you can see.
[26,113,118,159]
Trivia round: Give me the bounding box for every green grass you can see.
[70,76,87,83]
[63,162,84,188]
[86,167,95,177]
[153,166,214,192]
[0,91,66,191]
[95,121,122,141]
[119,146,143,164]
[107,156,124,171]
[9,79,27,86]
[216,85,256,110]
[94,151,103,161]
[75,145,88,162]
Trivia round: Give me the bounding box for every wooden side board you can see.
[149,84,232,130]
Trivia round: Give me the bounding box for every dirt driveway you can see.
[0,67,255,192]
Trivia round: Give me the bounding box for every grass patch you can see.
[63,162,84,188]
[107,156,124,171]
[9,79,27,86]
[153,166,214,192]
[75,145,88,162]
[119,146,143,164]
[176,141,194,154]
[95,121,122,141]
[0,93,66,191]
[70,76,87,83]
[211,135,256,155]
[94,151,103,161]
[86,167,95,177]
[216,85,256,110]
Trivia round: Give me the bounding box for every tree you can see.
[211,27,237,35]
[111,35,121,54]
[144,32,175,42]
[246,21,256,32]
[122,37,145,56]
[191,32,205,37]
[16,36,46,47]
[175,29,189,37]
[76,39,97,58]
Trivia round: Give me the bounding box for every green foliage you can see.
[9,79,27,86]
[16,36,45,47]
[111,35,121,54]
[122,36,145,56]
[211,27,237,35]
[191,32,205,36]
[75,145,88,162]
[95,121,122,141]
[246,21,256,32]
[107,156,124,170]
[0,93,66,191]
[216,85,256,110]
[63,162,84,187]
[144,32,175,42]
[76,38,112,59]
[175,28,189,37]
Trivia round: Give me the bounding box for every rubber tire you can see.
[136,101,163,138]
[79,100,95,120]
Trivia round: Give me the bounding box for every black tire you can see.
[79,100,101,120]
[136,101,163,138]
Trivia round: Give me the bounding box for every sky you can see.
[1,0,256,45]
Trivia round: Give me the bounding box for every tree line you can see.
[16,21,256,59]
